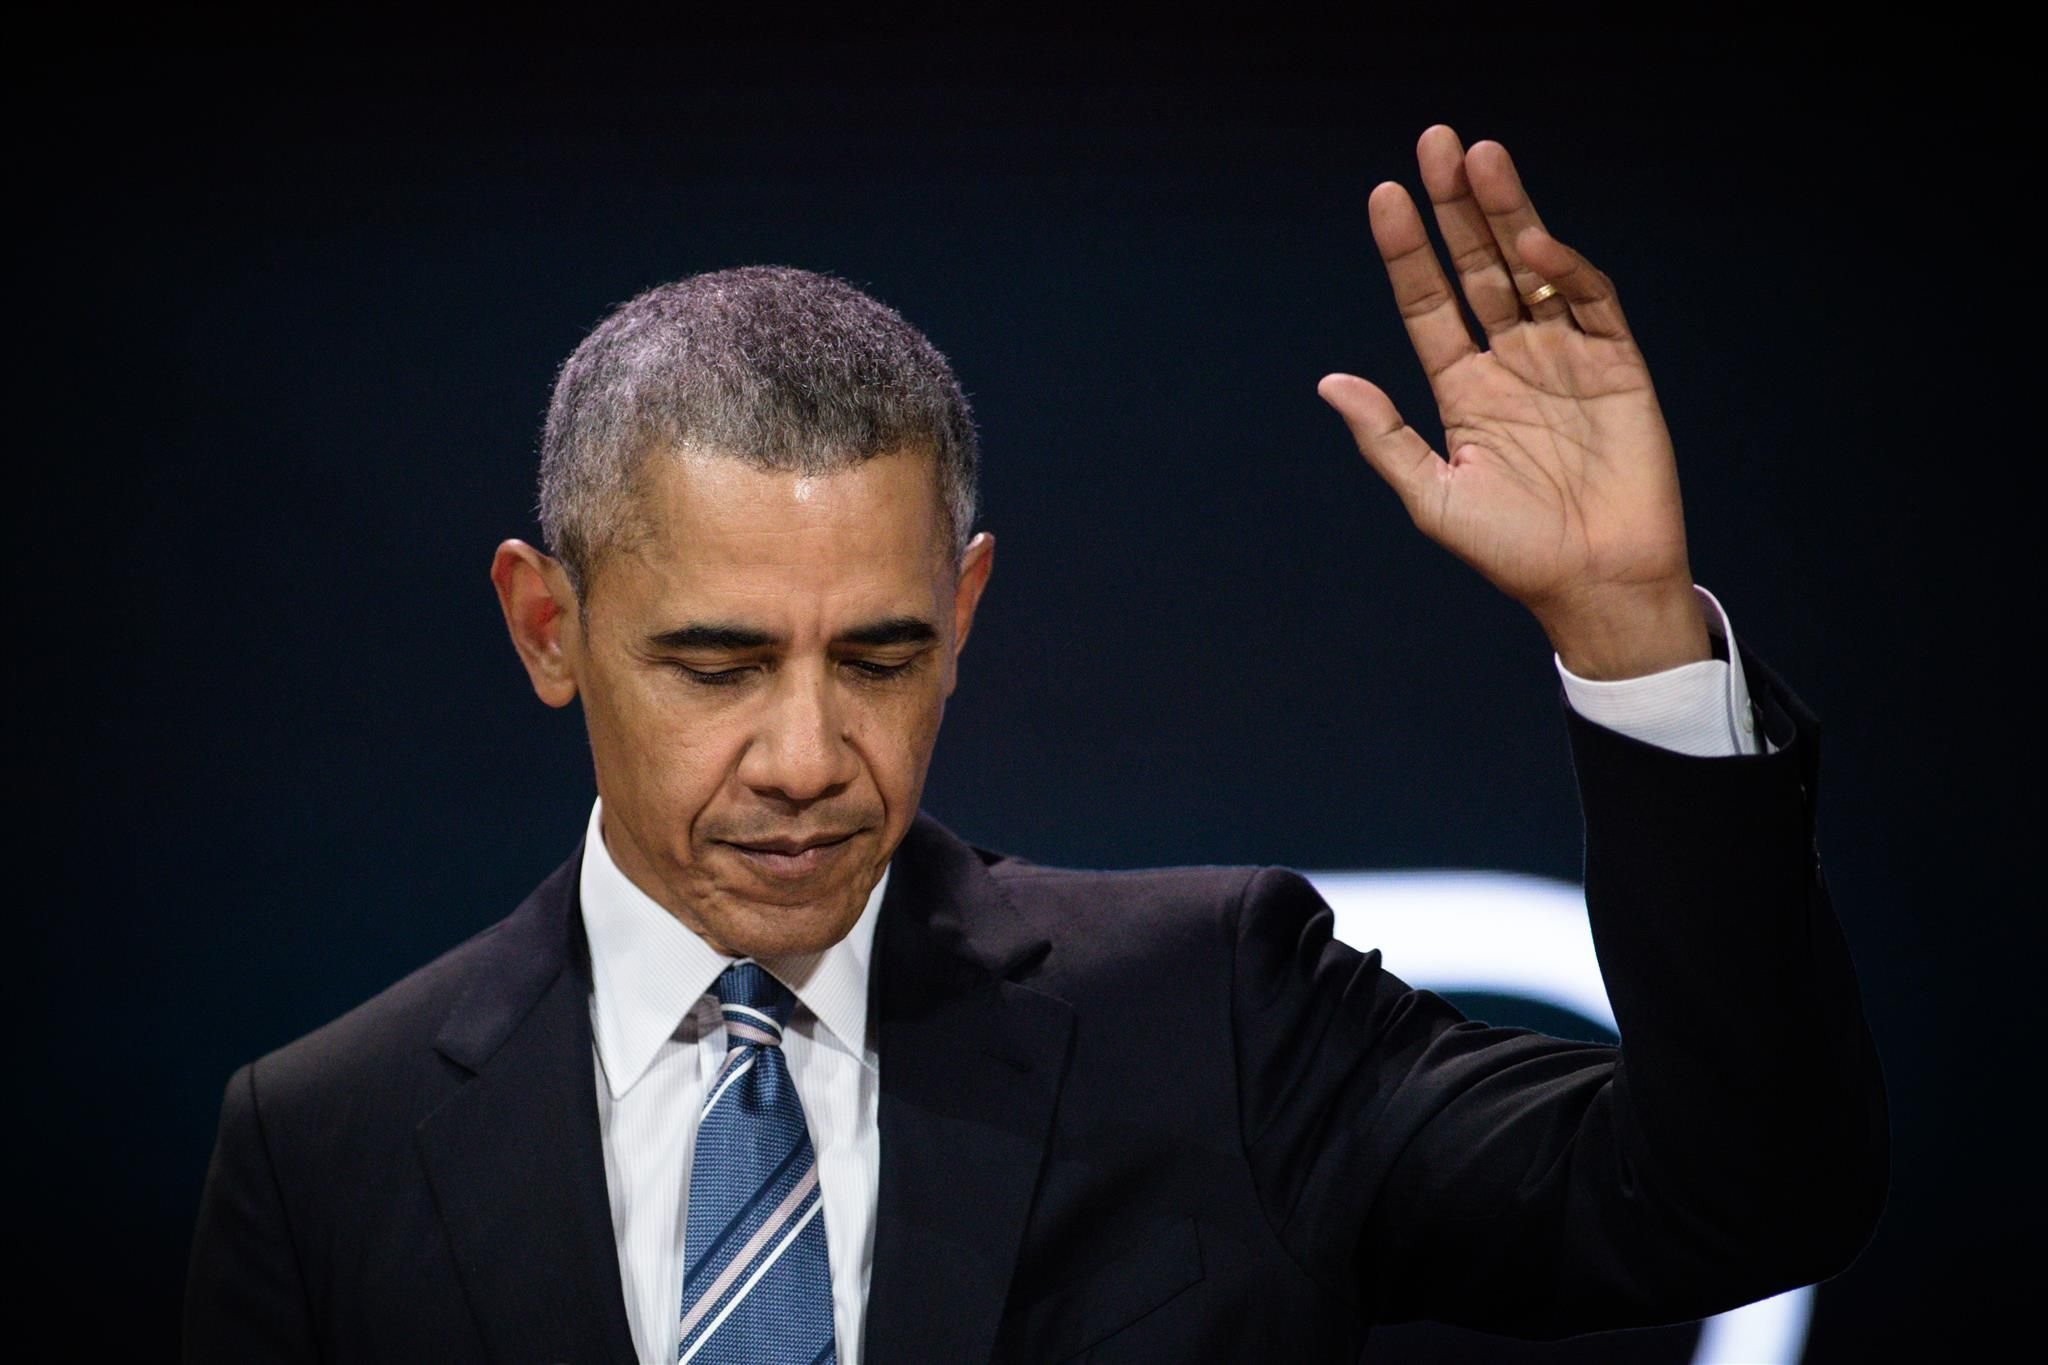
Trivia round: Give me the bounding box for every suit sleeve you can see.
[1229,642,1890,1338]
[184,1061,321,1363]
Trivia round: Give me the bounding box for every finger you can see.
[1317,372,1445,521]
[1368,181,1480,381]
[1514,225,1632,341]
[1463,140,1575,326]
[1416,124,1525,336]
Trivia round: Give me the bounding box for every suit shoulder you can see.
[985,850,1326,915]
[982,850,1293,951]
[252,914,513,1089]
[988,849,1261,899]
[992,855,1352,985]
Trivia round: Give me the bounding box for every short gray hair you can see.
[538,265,980,598]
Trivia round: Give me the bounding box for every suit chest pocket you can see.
[1003,1217,1205,1363]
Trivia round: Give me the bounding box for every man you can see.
[184,127,1888,1363]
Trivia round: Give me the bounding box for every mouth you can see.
[719,830,861,880]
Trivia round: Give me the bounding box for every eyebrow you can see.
[645,616,938,652]
[838,616,939,647]
[647,623,776,651]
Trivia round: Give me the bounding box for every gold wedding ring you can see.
[1520,282,1561,307]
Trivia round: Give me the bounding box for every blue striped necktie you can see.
[677,961,836,1365]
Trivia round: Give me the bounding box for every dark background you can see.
[20,22,2028,1360]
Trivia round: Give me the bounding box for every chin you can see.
[713,891,865,960]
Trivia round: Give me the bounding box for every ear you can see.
[490,539,581,708]
[943,531,995,697]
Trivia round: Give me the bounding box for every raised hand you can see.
[1320,125,1712,680]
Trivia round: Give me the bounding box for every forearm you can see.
[1561,646,1889,1284]
[1235,643,1887,1337]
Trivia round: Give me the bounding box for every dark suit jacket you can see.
[183,643,1889,1363]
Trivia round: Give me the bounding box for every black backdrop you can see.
[21,24,2030,1360]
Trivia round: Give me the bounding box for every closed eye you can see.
[662,657,920,686]
[671,663,754,686]
[845,657,918,680]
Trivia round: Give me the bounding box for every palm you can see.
[1427,328,1681,606]
[1321,128,1691,624]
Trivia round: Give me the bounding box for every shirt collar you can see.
[579,795,887,1100]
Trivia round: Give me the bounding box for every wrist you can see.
[1540,581,1713,681]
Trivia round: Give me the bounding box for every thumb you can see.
[1317,373,1444,519]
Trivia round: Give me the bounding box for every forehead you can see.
[599,447,951,616]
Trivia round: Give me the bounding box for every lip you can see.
[720,830,860,880]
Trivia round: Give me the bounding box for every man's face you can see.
[554,447,991,960]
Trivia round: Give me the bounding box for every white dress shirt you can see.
[583,802,886,1365]
[582,582,1765,1364]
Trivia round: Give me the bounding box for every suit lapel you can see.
[407,817,1071,1365]
[414,849,639,1365]
[863,813,1076,1364]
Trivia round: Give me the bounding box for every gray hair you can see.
[537,265,980,598]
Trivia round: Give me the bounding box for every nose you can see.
[737,666,861,805]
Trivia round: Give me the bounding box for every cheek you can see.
[853,678,947,794]
[592,679,738,810]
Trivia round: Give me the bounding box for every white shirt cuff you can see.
[1554,584,1766,757]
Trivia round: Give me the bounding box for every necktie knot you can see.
[712,960,794,1052]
